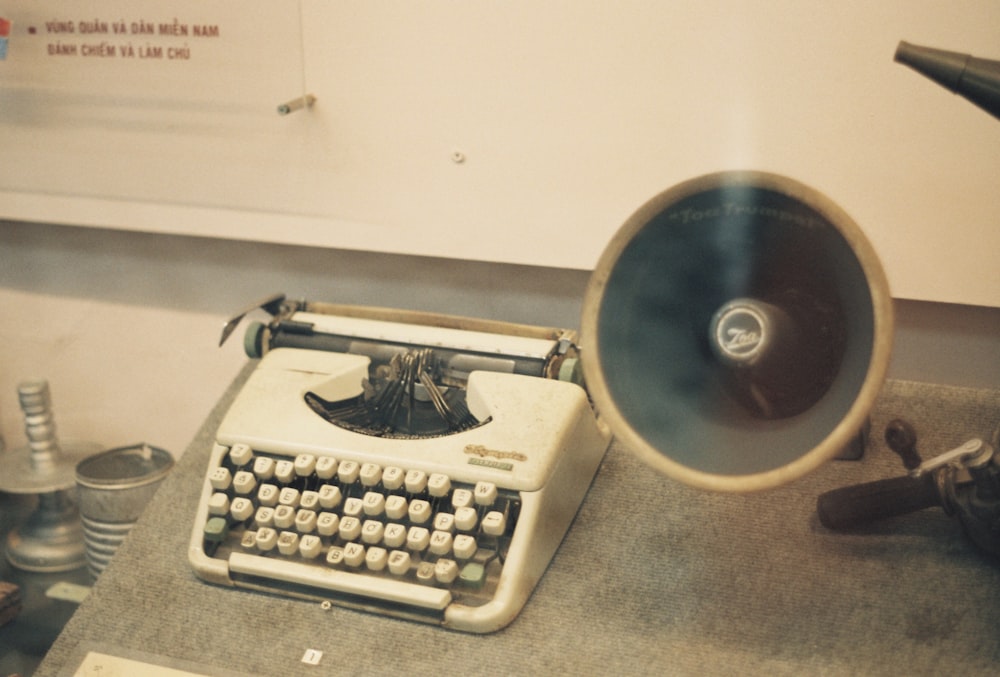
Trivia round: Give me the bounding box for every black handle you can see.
[816,474,941,530]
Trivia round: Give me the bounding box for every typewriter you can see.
[188,295,611,633]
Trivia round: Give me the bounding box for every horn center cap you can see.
[710,300,771,366]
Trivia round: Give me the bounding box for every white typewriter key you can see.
[454,506,478,531]
[314,456,337,480]
[427,473,451,497]
[255,527,278,551]
[365,546,388,572]
[453,534,477,560]
[387,550,410,575]
[299,490,320,511]
[361,520,384,544]
[255,506,275,528]
[252,456,275,480]
[316,512,339,536]
[474,481,498,506]
[415,561,436,584]
[362,491,386,516]
[339,516,362,541]
[229,443,254,467]
[408,499,432,524]
[299,534,322,559]
[318,485,342,509]
[385,495,408,520]
[277,531,299,556]
[257,483,279,507]
[433,512,455,533]
[209,467,232,491]
[240,531,257,549]
[230,497,255,522]
[326,546,345,566]
[338,460,360,484]
[429,530,453,556]
[274,460,295,484]
[232,471,257,495]
[295,509,318,533]
[404,469,427,494]
[435,558,459,584]
[274,505,296,529]
[451,488,473,510]
[481,511,507,536]
[342,497,364,517]
[406,526,430,552]
[278,487,301,508]
[360,463,382,487]
[343,543,365,567]
[294,454,317,477]
[208,492,230,516]
[381,466,404,490]
[383,523,407,549]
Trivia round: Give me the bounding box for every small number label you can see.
[301,649,323,666]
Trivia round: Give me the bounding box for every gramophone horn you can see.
[581,171,893,492]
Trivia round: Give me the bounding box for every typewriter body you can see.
[188,296,611,633]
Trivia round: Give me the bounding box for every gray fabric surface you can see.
[37,370,1000,676]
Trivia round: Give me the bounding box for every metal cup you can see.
[75,443,173,578]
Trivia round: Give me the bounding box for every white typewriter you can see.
[188,295,610,633]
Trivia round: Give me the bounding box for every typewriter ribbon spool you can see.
[580,171,893,492]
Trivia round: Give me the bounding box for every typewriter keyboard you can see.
[196,443,520,614]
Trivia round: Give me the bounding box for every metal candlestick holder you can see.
[0,380,100,571]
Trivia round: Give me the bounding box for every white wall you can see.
[2,1,1000,306]
[1,220,997,461]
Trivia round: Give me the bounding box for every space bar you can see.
[228,553,453,610]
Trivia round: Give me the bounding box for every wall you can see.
[1,220,997,460]
[2,2,1000,307]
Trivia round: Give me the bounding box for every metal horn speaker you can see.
[581,171,893,492]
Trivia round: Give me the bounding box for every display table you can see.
[35,366,1000,676]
